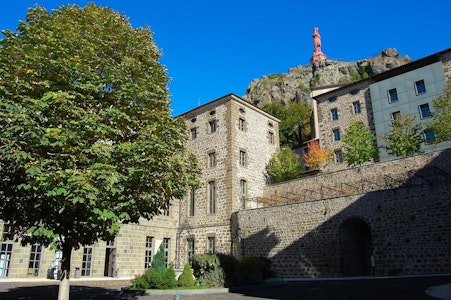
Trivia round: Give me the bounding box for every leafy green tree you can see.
[0,4,199,299]
[266,147,303,184]
[263,101,312,148]
[151,243,167,273]
[427,85,451,142]
[381,114,424,158]
[342,122,378,166]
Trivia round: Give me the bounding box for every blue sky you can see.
[2,0,450,115]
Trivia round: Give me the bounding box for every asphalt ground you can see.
[0,275,450,300]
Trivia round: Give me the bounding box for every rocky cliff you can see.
[243,48,411,108]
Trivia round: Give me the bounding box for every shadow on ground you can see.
[228,275,451,300]
[0,285,127,300]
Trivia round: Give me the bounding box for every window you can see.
[353,101,361,114]
[239,150,246,167]
[207,237,216,254]
[187,238,195,266]
[208,181,216,214]
[238,118,245,131]
[331,108,339,120]
[388,88,398,103]
[328,96,337,102]
[144,237,153,269]
[190,127,197,139]
[419,103,431,119]
[0,243,13,277]
[81,246,93,276]
[162,206,170,216]
[240,180,247,210]
[209,120,217,133]
[1,224,13,277]
[208,152,216,168]
[334,150,343,164]
[189,189,195,216]
[163,238,170,268]
[28,244,42,277]
[391,111,401,121]
[2,223,13,241]
[268,131,274,144]
[333,129,341,142]
[424,129,435,144]
[415,80,426,95]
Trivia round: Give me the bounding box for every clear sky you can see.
[2,0,450,115]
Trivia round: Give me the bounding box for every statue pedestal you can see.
[310,52,327,64]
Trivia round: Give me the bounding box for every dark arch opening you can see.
[339,218,372,276]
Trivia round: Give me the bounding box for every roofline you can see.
[177,93,281,123]
[313,47,451,99]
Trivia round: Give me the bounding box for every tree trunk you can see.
[58,243,72,300]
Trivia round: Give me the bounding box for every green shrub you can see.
[192,254,224,287]
[151,243,166,273]
[235,257,274,286]
[191,253,239,287]
[131,264,177,290]
[217,253,239,287]
[178,264,195,287]
[131,275,148,290]
[163,264,177,289]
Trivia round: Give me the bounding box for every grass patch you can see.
[124,285,207,291]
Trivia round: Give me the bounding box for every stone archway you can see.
[339,218,372,276]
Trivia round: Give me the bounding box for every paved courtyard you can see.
[0,275,450,300]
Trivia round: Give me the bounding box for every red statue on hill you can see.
[310,27,327,64]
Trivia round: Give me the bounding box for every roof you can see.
[313,47,451,99]
[177,93,281,123]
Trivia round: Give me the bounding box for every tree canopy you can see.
[342,121,378,167]
[263,101,312,148]
[265,147,303,184]
[381,114,424,158]
[428,85,451,143]
[303,140,332,171]
[0,2,199,282]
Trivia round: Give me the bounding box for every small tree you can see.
[427,85,451,142]
[151,243,167,273]
[303,140,332,170]
[266,147,303,184]
[381,114,424,158]
[342,122,378,166]
[178,263,195,287]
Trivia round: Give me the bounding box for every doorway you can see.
[339,218,372,276]
[104,241,116,277]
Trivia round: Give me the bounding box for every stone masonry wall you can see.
[442,51,451,83]
[315,80,373,172]
[233,149,451,278]
[263,149,451,203]
[178,95,279,268]
[0,212,178,279]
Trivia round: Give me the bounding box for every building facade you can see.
[0,212,179,279]
[0,94,279,279]
[176,94,279,268]
[313,48,451,171]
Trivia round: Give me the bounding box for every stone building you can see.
[313,48,451,171]
[0,94,279,279]
[0,211,179,279]
[176,94,280,268]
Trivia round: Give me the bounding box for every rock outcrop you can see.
[243,48,411,108]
